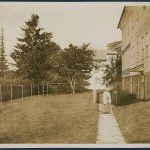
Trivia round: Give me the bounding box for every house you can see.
[88,50,107,103]
[118,6,150,99]
[106,50,117,65]
[89,50,107,90]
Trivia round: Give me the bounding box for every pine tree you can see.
[0,27,8,77]
[11,14,55,83]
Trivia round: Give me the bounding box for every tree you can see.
[103,57,116,85]
[0,27,8,77]
[103,41,122,85]
[45,41,61,82]
[57,43,94,94]
[11,14,59,83]
[107,41,121,52]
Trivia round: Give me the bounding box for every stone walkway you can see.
[96,111,126,144]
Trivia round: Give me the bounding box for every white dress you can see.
[102,91,111,104]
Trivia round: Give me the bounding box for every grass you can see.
[0,92,98,143]
[113,100,150,143]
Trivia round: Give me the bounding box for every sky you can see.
[0,2,124,64]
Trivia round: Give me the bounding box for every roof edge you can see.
[117,6,126,29]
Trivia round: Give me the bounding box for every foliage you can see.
[57,43,95,94]
[106,41,121,52]
[115,53,122,82]
[103,56,116,85]
[0,76,31,85]
[103,41,122,85]
[11,14,60,83]
[0,27,8,77]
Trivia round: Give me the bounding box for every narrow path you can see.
[96,112,126,144]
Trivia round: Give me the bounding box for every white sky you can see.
[0,2,124,63]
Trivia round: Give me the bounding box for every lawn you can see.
[0,92,98,143]
[113,100,150,143]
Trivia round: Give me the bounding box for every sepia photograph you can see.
[0,1,150,147]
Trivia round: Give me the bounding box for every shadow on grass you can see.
[116,98,150,106]
[130,139,150,143]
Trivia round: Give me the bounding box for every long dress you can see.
[102,91,111,113]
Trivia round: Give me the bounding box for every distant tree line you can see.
[0,14,95,94]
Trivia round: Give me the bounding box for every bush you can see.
[117,91,137,106]
[0,76,90,102]
[75,85,90,93]
[48,84,71,94]
[0,84,89,102]
[1,85,35,102]
[47,84,89,94]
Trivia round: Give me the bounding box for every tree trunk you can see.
[72,85,75,95]
[73,79,76,94]
[69,80,75,95]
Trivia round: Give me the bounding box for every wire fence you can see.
[0,83,89,103]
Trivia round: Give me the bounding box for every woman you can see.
[101,88,112,113]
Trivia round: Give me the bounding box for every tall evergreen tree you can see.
[11,14,55,83]
[0,27,8,77]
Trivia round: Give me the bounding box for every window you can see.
[142,48,144,60]
[137,9,139,22]
[130,47,133,66]
[124,29,126,40]
[142,36,145,59]
[145,32,149,57]
[143,6,146,10]
[145,32,149,46]
[137,42,139,63]
[132,46,135,65]
[142,36,144,48]
[123,30,125,41]
[132,14,134,30]
[128,24,129,36]
[145,45,149,58]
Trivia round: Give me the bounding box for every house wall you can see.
[145,72,150,99]
[88,60,106,90]
[120,6,150,99]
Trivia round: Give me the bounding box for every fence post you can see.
[31,84,32,99]
[43,84,44,95]
[22,85,24,101]
[11,84,13,103]
[47,84,48,96]
[0,85,2,104]
[38,84,39,96]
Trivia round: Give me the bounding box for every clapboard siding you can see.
[144,31,150,72]
[122,7,150,73]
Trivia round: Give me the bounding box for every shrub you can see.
[75,85,90,93]
[0,76,89,102]
[117,91,137,106]
[1,85,35,102]
[48,84,71,94]
[0,77,31,85]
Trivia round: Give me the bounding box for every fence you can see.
[0,83,89,103]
